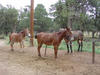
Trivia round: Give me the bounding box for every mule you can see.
[64,30,83,53]
[35,27,72,58]
[9,28,30,51]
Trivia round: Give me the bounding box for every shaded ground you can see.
[0,40,100,75]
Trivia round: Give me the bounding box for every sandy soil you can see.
[0,40,100,75]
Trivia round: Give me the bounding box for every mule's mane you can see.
[19,29,27,37]
[57,30,65,35]
[20,29,25,33]
[57,32,62,35]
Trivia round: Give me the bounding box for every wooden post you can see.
[92,41,95,64]
[44,45,47,56]
[30,0,34,46]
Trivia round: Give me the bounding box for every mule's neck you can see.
[22,32,26,38]
[20,31,26,38]
[57,31,66,43]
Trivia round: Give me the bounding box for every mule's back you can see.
[9,33,23,42]
[72,31,83,40]
[36,32,57,45]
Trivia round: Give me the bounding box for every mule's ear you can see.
[66,26,70,30]
[66,26,69,30]
[21,31,24,33]
[65,26,68,28]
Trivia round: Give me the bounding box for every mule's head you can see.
[59,27,71,38]
[65,27,74,41]
[23,28,31,37]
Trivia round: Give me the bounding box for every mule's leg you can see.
[38,44,42,57]
[66,43,69,53]
[44,45,47,56]
[81,41,83,52]
[10,42,14,51]
[54,46,58,58]
[78,44,80,52]
[70,41,73,53]
[77,40,80,52]
[20,42,22,48]
[22,41,24,48]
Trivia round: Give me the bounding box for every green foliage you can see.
[88,0,100,31]
[0,5,18,35]
[0,0,100,36]
[50,1,68,28]
[50,0,100,32]
[16,7,30,32]
[34,4,53,32]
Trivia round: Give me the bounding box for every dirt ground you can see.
[0,40,100,75]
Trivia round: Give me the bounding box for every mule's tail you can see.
[9,35,11,43]
[9,40,11,43]
[35,34,37,39]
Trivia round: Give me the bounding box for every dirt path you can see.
[0,40,100,75]
[0,40,6,47]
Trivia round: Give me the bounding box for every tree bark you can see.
[13,24,17,32]
[92,31,95,38]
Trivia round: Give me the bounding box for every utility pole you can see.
[30,0,34,46]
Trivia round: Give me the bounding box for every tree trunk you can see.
[92,31,95,38]
[68,16,72,29]
[13,24,17,32]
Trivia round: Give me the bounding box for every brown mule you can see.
[9,28,30,51]
[35,27,72,58]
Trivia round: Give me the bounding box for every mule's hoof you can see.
[38,55,41,57]
[70,52,73,55]
[44,55,46,57]
[65,53,67,55]
[67,51,70,54]
[71,52,73,54]
[11,49,14,51]
[67,52,69,53]
[55,56,57,59]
